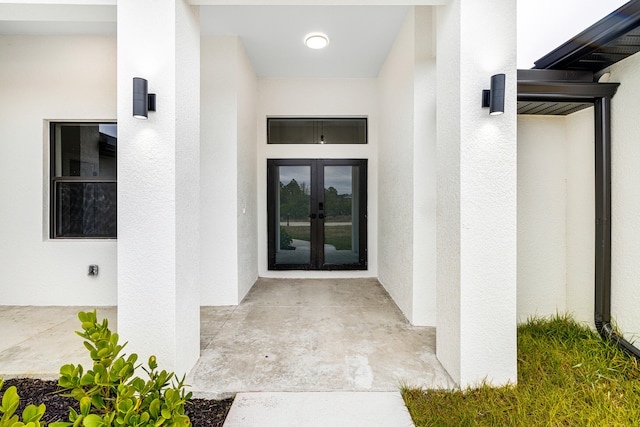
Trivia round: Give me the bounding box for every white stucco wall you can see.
[201,36,258,305]
[517,116,567,321]
[436,0,517,387]
[117,0,201,375]
[0,35,117,305]
[435,2,462,382]
[516,109,594,326]
[565,107,594,325]
[236,39,259,300]
[608,52,640,342]
[378,8,416,323]
[378,7,437,326]
[412,7,437,327]
[257,78,378,278]
[201,36,240,305]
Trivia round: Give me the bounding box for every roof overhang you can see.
[517,69,620,116]
[517,1,640,116]
[534,0,640,72]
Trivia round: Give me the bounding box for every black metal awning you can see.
[534,0,640,72]
[517,70,619,115]
[518,1,639,116]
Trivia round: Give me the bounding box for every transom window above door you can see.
[267,117,367,145]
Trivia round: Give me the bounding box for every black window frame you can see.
[49,121,117,239]
[267,117,368,145]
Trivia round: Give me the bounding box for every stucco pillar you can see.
[117,0,200,375]
[436,0,517,387]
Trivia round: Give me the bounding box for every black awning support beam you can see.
[518,81,620,102]
[594,96,612,330]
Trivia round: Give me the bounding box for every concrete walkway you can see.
[0,305,117,379]
[0,278,454,426]
[223,391,415,427]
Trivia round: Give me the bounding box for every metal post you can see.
[594,97,612,326]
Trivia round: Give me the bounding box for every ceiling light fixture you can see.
[305,32,329,49]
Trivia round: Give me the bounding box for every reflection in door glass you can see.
[324,166,359,265]
[276,166,311,265]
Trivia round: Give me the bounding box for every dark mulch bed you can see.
[1,378,233,427]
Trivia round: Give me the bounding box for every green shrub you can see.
[0,378,46,427]
[280,227,293,249]
[51,310,192,427]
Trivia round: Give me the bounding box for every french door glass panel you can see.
[275,165,311,265]
[323,166,359,265]
[268,159,367,270]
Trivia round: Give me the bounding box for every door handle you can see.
[309,213,317,219]
[318,213,325,219]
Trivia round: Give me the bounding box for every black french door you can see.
[267,159,367,270]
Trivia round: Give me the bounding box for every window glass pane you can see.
[54,123,117,178]
[51,122,117,239]
[268,119,315,144]
[55,182,117,238]
[321,119,367,144]
[267,118,367,144]
[324,165,359,264]
[276,165,311,265]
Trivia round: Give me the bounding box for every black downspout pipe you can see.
[593,96,640,359]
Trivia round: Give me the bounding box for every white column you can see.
[117,0,200,375]
[436,0,517,387]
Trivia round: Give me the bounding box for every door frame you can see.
[267,158,367,271]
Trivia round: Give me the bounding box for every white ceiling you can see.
[200,6,410,77]
[0,4,116,35]
[0,3,410,78]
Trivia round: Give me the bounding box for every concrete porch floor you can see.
[0,278,454,397]
[189,278,453,399]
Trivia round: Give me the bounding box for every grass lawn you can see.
[281,225,353,250]
[402,315,640,426]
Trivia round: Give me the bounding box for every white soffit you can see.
[200,5,411,77]
[0,3,116,35]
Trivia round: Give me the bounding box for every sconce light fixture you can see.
[482,73,505,115]
[133,77,156,119]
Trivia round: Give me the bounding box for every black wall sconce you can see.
[133,77,156,119]
[482,73,505,115]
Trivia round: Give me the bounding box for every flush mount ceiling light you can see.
[304,32,329,49]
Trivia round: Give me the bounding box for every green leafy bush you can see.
[279,227,293,249]
[0,378,46,427]
[51,310,192,427]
